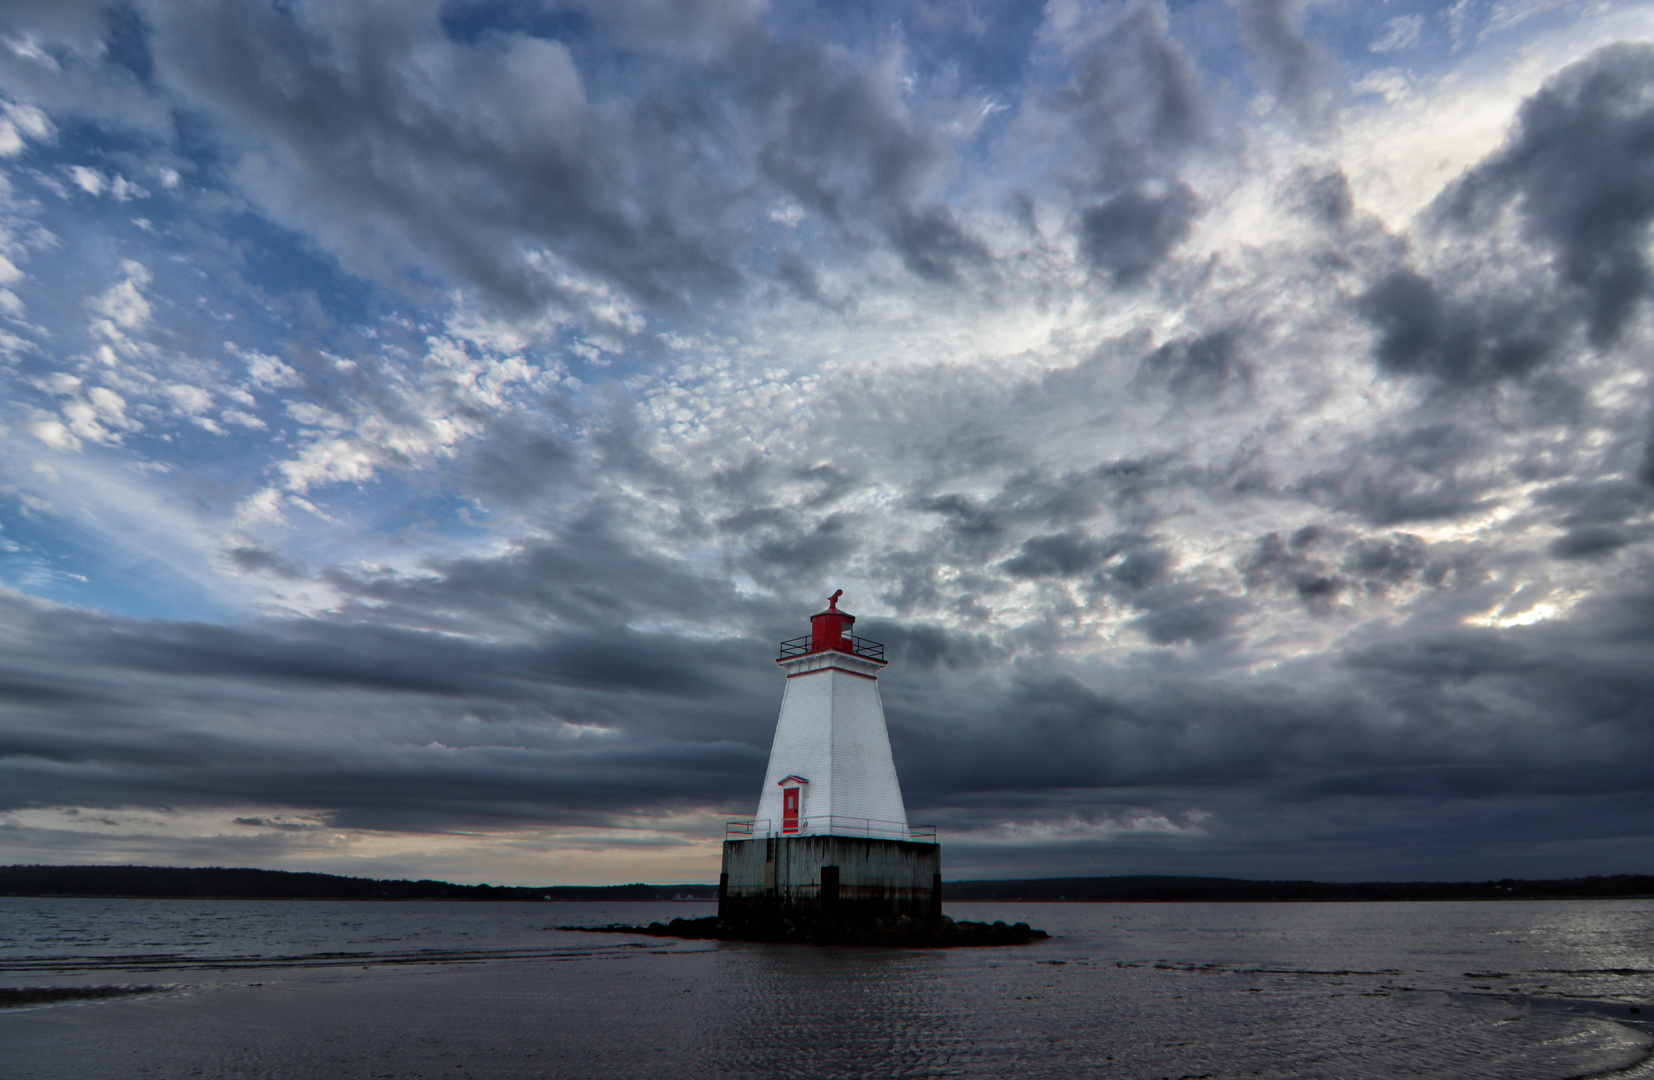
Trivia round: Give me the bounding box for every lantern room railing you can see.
[726,817,935,842]
[777,635,885,662]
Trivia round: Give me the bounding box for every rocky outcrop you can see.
[561,913,1048,948]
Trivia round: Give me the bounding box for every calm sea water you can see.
[1,897,1651,1079]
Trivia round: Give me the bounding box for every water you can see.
[1,897,1651,1079]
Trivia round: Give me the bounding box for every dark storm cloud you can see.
[1342,533,1429,595]
[1534,479,1654,559]
[1046,0,1209,185]
[1294,423,1498,525]
[1002,531,1117,578]
[1043,1,1211,286]
[886,576,1654,820]
[459,416,578,506]
[1078,181,1201,285]
[1355,267,1569,385]
[121,0,995,315]
[1231,0,1333,125]
[1000,529,1180,608]
[1127,585,1244,645]
[1287,165,1353,227]
[1359,44,1654,386]
[739,35,990,286]
[0,588,775,829]
[912,460,1172,570]
[227,545,306,579]
[1241,528,1346,613]
[323,506,753,637]
[65,609,737,702]
[1438,43,1654,349]
[1134,327,1247,399]
[747,513,857,580]
[774,250,829,305]
[1105,541,1172,590]
[1238,526,1467,612]
[145,0,739,314]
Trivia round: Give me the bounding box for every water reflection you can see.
[709,947,957,1078]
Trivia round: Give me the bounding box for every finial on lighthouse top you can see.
[827,588,843,611]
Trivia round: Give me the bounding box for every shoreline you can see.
[3,866,1652,904]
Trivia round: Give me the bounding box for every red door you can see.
[782,788,799,833]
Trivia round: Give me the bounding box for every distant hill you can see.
[0,865,717,901]
[2,865,1649,903]
[941,874,1654,902]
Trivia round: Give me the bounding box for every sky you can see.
[0,0,1652,886]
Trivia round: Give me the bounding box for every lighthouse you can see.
[719,592,941,921]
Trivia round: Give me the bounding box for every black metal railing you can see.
[777,635,885,662]
[726,817,936,842]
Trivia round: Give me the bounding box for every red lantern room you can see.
[810,589,853,653]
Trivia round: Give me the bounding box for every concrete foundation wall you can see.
[719,835,941,919]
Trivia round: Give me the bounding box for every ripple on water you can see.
[0,897,1649,1079]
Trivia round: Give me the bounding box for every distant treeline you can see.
[0,865,717,901]
[941,874,1654,902]
[3,865,1650,903]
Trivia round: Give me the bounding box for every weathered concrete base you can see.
[562,914,1049,948]
[719,835,941,920]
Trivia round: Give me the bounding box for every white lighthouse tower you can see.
[720,592,940,921]
[753,590,909,838]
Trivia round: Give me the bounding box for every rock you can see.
[559,914,1050,948]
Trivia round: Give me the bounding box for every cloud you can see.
[227,545,306,580]
[1231,0,1334,124]
[1370,15,1425,55]
[120,0,1000,326]
[1002,531,1118,579]
[1078,180,1201,285]
[1128,585,1244,645]
[0,0,170,133]
[1359,44,1654,387]
[1287,165,1354,227]
[1042,0,1209,185]
[1134,326,1247,400]
[149,0,701,316]
[1436,42,1654,349]
[1355,267,1568,384]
